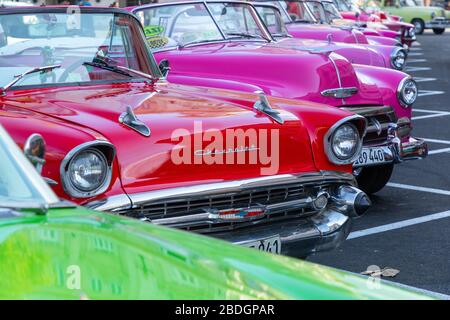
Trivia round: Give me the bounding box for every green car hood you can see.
[0,206,432,300]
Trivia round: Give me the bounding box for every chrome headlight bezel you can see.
[324,115,366,165]
[397,77,418,108]
[60,141,115,198]
[390,47,407,70]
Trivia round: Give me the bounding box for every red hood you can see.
[2,82,351,197]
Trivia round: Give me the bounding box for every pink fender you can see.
[367,35,400,46]
[353,65,412,120]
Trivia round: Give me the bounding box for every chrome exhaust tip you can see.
[331,185,372,218]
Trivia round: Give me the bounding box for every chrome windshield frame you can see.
[0,7,163,90]
[131,0,275,47]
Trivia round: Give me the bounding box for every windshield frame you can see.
[0,7,163,92]
[0,125,60,209]
[302,0,340,24]
[253,3,291,37]
[261,0,319,24]
[131,0,275,53]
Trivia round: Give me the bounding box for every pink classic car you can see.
[270,0,402,47]
[131,0,427,194]
[332,0,416,47]
[253,2,406,70]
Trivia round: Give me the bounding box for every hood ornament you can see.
[321,87,358,99]
[253,91,284,124]
[327,33,333,45]
[119,106,151,137]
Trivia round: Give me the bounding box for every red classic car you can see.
[0,6,371,258]
[131,0,427,194]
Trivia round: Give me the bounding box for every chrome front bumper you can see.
[354,116,428,168]
[87,172,370,258]
[425,18,449,29]
[218,209,353,258]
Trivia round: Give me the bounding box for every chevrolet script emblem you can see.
[207,206,266,222]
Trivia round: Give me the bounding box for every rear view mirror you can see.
[158,59,170,78]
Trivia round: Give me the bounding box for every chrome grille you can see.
[117,181,336,234]
[341,106,397,146]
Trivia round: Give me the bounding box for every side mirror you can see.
[24,134,46,174]
[158,59,170,78]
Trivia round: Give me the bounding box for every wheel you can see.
[433,28,445,35]
[411,18,425,35]
[355,164,394,195]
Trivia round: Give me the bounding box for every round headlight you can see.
[398,78,418,108]
[331,123,360,161]
[391,48,406,70]
[67,148,108,193]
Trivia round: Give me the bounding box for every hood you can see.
[286,23,362,44]
[156,41,384,108]
[3,82,319,196]
[0,207,433,299]
[271,37,386,68]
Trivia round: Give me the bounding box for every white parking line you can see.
[418,90,445,97]
[414,108,450,114]
[421,137,450,145]
[405,66,432,72]
[412,108,450,120]
[386,182,450,196]
[429,147,450,155]
[407,58,427,63]
[412,113,450,120]
[408,52,424,57]
[348,210,450,240]
[414,77,437,83]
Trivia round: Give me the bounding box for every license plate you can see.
[239,236,281,254]
[354,147,387,166]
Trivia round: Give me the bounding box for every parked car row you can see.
[0,2,432,299]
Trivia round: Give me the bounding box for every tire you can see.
[355,164,394,195]
[433,28,445,35]
[411,18,425,35]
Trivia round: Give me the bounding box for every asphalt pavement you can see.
[309,29,450,297]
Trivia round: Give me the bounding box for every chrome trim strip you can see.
[340,105,395,118]
[86,171,356,212]
[151,197,315,226]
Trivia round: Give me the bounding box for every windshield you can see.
[255,5,289,36]
[399,0,419,6]
[333,0,351,10]
[134,2,268,51]
[0,126,58,208]
[0,11,158,90]
[268,1,317,23]
[305,1,341,23]
[208,2,268,39]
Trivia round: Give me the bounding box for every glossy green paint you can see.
[379,0,444,24]
[0,206,432,300]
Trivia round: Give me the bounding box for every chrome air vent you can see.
[341,106,397,146]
